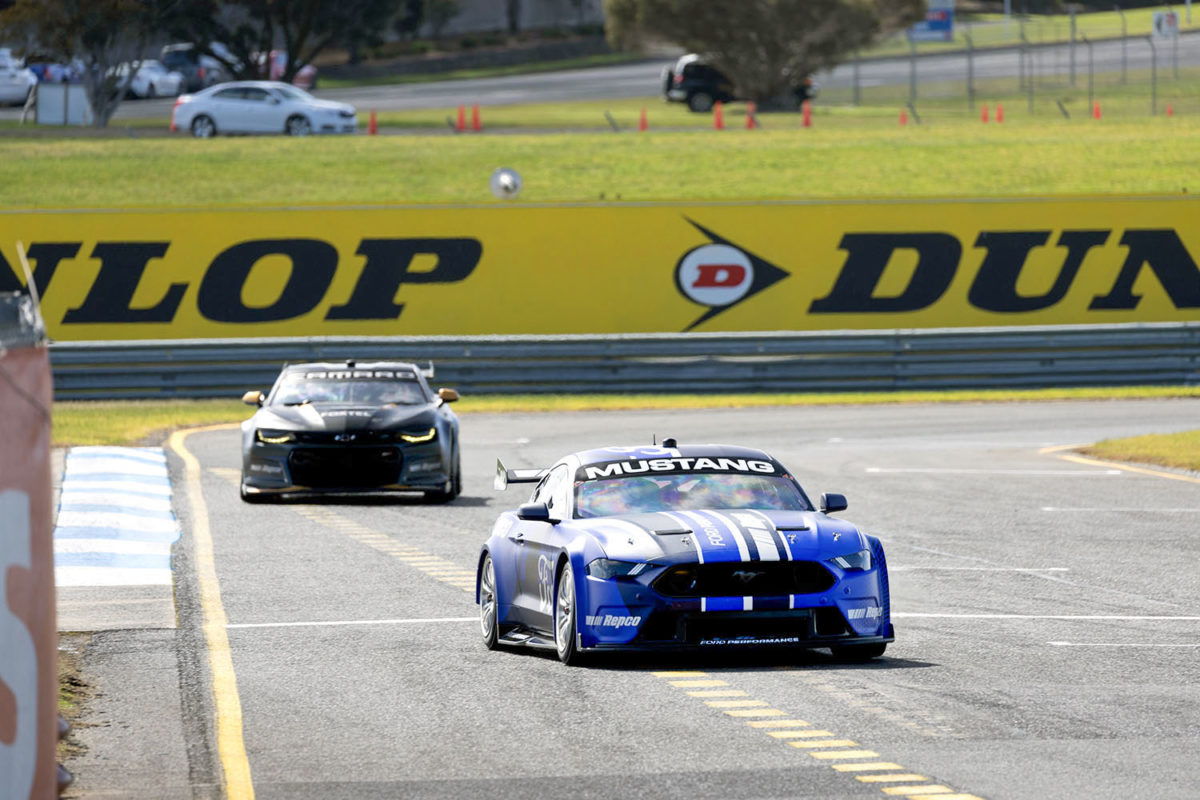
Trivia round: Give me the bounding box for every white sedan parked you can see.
[114,60,185,99]
[172,81,357,137]
[0,49,36,106]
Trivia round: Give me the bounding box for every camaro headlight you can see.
[827,549,872,571]
[586,559,655,580]
[255,429,296,444]
[400,427,437,443]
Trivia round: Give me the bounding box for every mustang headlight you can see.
[586,559,654,580]
[399,427,437,443]
[255,429,296,444]
[827,549,872,571]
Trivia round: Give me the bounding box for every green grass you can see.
[52,386,1200,447]
[1082,429,1200,473]
[5,107,1200,209]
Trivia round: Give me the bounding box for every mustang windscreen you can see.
[271,371,428,406]
[575,473,810,518]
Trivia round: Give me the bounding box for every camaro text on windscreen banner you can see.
[2,197,1198,340]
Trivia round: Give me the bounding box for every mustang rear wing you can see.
[494,459,546,491]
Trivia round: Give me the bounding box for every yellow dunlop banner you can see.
[2,197,1199,341]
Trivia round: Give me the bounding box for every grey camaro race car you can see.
[239,360,461,502]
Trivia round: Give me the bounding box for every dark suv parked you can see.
[662,53,816,112]
[161,43,228,92]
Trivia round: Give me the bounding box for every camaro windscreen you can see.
[575,472,809,518]
[271,371,428,406]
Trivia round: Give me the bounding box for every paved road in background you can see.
[65,400,1200,798]
[8,33,1195,125]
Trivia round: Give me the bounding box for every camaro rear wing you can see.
[494,459,546,491]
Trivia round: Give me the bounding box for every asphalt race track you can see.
[66,400,1200,799]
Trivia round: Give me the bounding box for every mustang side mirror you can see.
[820,492,847,514]
[517,502,553,522]
[437,387,459,404]
[241,390,264,406]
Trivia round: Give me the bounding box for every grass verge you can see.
[1081,430,1200,473]
[52,386,1200,447]
[318,52,643,89]
[5,110,1200,208]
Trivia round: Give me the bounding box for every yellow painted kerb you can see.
[1039,443,1200,485]
[169,424,255,799]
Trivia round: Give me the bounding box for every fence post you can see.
[1084,35,1093,112]
[1148,35,1157,115]
[1116,5,1127,83]
[1069,4,1077,87]
[908,39,917,107]
[966,32,975,111]
[853,49,861,106]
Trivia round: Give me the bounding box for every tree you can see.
[164,0,401,84]
[506,0,520,34]
[425,0,460,39]
[0,0,168,127]
[604,0,926,105]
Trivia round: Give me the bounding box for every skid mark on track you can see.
[650,669,985,800]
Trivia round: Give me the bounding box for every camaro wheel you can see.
[285,115,312,136]
[830,642,887,661]
[425,452,461,503]
[190,115,216,138]
[479,554,499,650]
[554,561,582,665]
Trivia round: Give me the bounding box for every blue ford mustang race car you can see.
[476,442,894,665]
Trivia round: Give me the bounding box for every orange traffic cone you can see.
[981,103,989,123]
[367,110,378,135]
[899,108,908,126]
[996,103,1004,123]
[1167,103,1174,117]
[714,101,724,130]
[801,99,812,128]
[746,101,757,129]
[471,103,481,131]
[456,104,466,132]
[1093,101,1102,120]
[639,107,647,131]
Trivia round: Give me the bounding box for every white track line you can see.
[1041,507,1200,512]
[227,616,477,629]
[1048,642,1200,647]
[866,467,1120,475]
[895,614,1200,620]
[890,567,1069,572]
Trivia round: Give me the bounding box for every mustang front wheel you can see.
[554,561,583,665]
[480,554,499,650]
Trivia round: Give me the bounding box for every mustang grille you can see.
[653,561,835,598]
[288,446,401,487]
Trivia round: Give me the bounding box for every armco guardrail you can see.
[47,323,1200,400]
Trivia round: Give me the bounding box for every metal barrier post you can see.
[1084,35,1093,112]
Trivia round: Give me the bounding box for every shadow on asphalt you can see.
[495,644,936,672]
[262,493,490,508]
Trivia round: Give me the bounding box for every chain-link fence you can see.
[820,17,1200,120]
